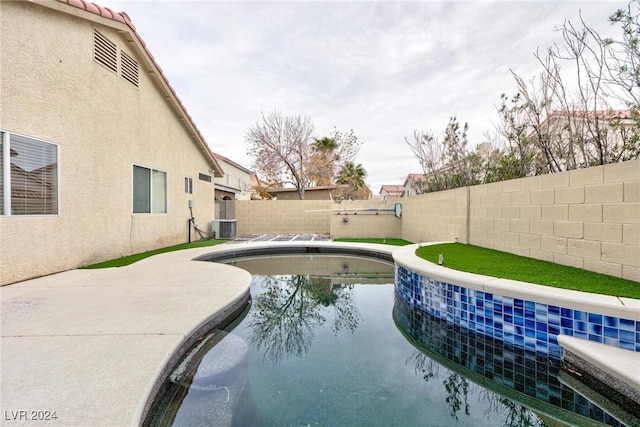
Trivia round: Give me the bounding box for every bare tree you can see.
[245,111,315,199]
[246,111,360,199]
[502,2,640,174]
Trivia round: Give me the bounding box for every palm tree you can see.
[336,162,368,199]
[309,137,339,186]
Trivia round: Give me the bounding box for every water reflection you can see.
[394,291,630,426]
[248,274,360,363]
[408,350,544,426]
[144,255,635,427]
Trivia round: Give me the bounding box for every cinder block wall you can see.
[467,160,639,282]
[400,187,469,244]
[329,200,401,239]
[235,159,638,281]
[235,200,332,235]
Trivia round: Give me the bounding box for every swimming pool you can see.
[143,254,632,426]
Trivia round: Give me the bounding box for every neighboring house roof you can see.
[211,152,252,175]
[379,185,404,195]
[403,173,425,187]
[48,0,224,177]
[531,109,635,137]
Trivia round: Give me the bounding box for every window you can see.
[133,165,166,214]
[0,131,58,215]
[198,173,211,182]
[184,176,193,194]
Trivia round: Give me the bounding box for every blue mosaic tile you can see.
[395,266,639,358]
[620,318,634,331]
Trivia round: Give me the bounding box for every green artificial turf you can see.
[334,238,413,246]
[82,239,227,269]
[416,243,640,299]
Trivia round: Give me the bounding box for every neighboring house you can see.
[212,152,252,201]
[379,185,404,200]
[0,0,224,285]
[249,172,271,200]
[403,174,426,197]
[528,109,636,169]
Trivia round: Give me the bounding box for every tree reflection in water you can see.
[408,350,545,426]
[247,274,360,363]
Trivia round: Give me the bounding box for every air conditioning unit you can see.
[212,220,237,239]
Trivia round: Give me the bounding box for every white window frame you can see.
[184,176,193,194]
[132,164,167,214]
[0,130,60,216]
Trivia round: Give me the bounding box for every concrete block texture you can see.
[603,203,640,224]
[554,221,584,239]
[604,159,640,183]
[531,189,555,205]
[585,183,624,203]
[583,259,622,278]
[543,171,570,189]
[584,223,623,243]
[542,205,568,221]
[569,204,603,222]
[602,243,640,268]
[623,224,640,245]
[567,239,601,261]
[569,166,604,187]
[555,186,584,204]
[623,265,640,282]
[624,181,640,203]
[541,236,568,254]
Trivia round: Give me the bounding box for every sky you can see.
[98,0,629,192]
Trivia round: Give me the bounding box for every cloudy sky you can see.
[99,0,628,192]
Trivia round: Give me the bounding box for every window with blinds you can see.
[133,165,166,214]
[0,131,58,215]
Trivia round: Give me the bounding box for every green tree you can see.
[336,161,368,200]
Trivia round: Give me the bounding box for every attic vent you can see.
[120,51,139,87]
[93,30,117,73]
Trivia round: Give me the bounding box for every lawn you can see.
[416,243,640,299]
[82,239,227,269]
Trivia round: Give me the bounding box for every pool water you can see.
[144,255,629,427]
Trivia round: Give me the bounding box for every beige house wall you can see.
[0,2,218,285]
[214,158,252,201]
[467,160,640,282]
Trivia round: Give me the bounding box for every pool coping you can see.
[393,243,640,321]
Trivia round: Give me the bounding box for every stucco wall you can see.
[0,2,217,285]
[468,160,639,282]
